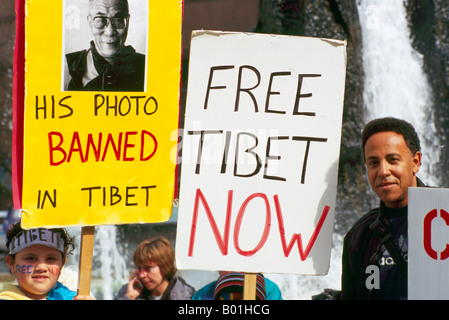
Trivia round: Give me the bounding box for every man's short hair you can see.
[361,117,421,157]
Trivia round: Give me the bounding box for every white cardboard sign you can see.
[175,31,347,275]
[409,187,449,299]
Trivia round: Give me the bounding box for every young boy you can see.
[0,223,90,300]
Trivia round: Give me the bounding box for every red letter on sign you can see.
[274,194,330,261]
[140,130,158,161]
[188,188,233,256]
[423,209,449,260]
[233,193,271,257]
[48,132,67,166]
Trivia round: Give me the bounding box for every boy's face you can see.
[364,131,421,208]
[6,245,64,299]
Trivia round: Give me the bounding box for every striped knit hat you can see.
[214,272,266,300]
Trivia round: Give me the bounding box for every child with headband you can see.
[0,223,92,300]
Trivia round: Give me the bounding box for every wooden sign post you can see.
[243,273,257,300]
[77,226,95,296]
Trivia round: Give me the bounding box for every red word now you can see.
[48,130,158,166]
[188,188,330,260]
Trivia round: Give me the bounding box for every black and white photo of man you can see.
[63,0,147,92]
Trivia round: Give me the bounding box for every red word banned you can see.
[48,130,158,166]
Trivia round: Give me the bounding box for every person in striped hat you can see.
[214,272,266,300]
[192,271,282,300]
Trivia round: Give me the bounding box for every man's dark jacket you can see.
[341,177,426,299]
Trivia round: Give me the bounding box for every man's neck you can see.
[381,201,408,218]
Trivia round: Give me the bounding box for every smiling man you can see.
[65,0,145,91]
[341,117,426,300]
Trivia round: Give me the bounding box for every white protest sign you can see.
[409,187,449,299]
[175,31,347,275]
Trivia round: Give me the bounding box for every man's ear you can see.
[412,151,422,174]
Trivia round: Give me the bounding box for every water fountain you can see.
[65,226,128,300]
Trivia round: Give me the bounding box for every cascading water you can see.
[93,226,129,299]
[65,226,129,300]
[73,0,438,300]
[357,0,440,186]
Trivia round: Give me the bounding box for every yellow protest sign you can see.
[20,0,183,228]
